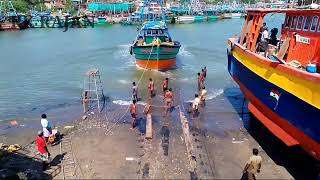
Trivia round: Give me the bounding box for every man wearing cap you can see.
[36,131,51,170]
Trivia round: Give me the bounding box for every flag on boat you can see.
[270,90,281,101]
[270,89,281,110]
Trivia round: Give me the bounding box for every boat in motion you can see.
[130,0,181,70]
[131,21,181,70]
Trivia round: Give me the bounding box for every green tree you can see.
[12,0,30,13]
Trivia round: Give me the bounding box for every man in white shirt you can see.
[192,94,200,117]
[40,114,52,141]
[243,148,262,180]
[260,28,269,57]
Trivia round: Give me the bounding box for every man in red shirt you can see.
[36,131,51,170]
[148,78,155,98]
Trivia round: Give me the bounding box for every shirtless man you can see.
[164,88,173,115]
[132,82,139,101]
[129,100,138,129]
[148,78,155,98]
[162,78,169,95]
[197,73,204,91]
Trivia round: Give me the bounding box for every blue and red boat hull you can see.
[227,44,320,160]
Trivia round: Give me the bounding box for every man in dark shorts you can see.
[162,78,169,95]
[132,82,138,101]
[129,100,137,129]
[148,78,155,98]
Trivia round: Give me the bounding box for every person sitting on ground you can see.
[148,78,155,98]
[36,131,51,170]
[192,94,201,117]
[40,114,52,142]
[129,100,138,129]
[200,86,207,107]
[164,88,174,115]
[162,78,169,95]
[242,148,262,180]
[132,82,139,102]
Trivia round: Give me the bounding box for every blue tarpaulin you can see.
[88,3,132,12]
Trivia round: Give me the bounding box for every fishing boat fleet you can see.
[227,6,320,160]
[0,0,245,31]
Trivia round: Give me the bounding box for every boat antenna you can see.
[138,0,147,28]
[159,0,166,22]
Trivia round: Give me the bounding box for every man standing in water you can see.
[162,78,169,95]
[132,82,139,101]
[242,148,262,180]
[148,78,155,98]
[129,100,138,129]
[192,94,200,117]
[202,66,207,79]
[197,73,204,91]
[200,86,207,107]
[164,88,173,115]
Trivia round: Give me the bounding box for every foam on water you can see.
[178,45,193,57]
[186,89,224,102]
[118,79,130,85]
[113,100,147,106]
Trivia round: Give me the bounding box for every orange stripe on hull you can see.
[136,59,176,70]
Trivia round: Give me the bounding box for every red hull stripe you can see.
[248,102,299,146]
[233,76,320,160]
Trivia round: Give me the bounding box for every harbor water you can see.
[0,19,244,126]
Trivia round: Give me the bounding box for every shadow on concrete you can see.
[0,150,53,179]
[224,87,320,180]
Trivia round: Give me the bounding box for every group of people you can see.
[130,77,174,129]
[36,114,54,170]
[192,67,207,117]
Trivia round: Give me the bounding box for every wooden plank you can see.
[146,113,152,139]
[179,111,197,171]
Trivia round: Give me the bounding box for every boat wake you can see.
[113,100,147,106]
[178,45,193,57]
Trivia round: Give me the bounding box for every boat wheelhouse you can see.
[227,8,320,160]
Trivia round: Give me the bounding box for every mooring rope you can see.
[104,45,155,134]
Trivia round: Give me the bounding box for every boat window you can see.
[290,16,297,29]
[147,30,151,35]
[296,16,304,30]
[303,16,311,31]
[152,30,158,35]
[310,16,318,32]
[285,16,291,27]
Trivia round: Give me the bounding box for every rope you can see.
[104,45,155,134]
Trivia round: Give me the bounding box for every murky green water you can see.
[0,19,246,125]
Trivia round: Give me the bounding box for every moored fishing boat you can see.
[94,17,111,27]
[227,8,320,160]
[175,15,195,23]
[131,21,181,70]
